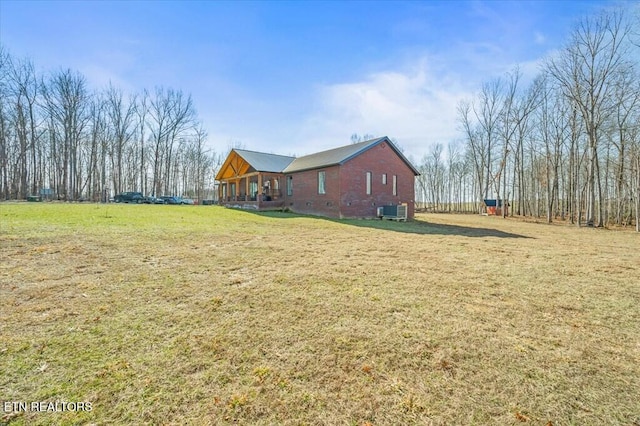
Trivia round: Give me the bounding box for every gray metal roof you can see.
[234,149,295,173]
[283,136,419,175]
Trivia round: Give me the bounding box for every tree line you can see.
[415,8,640,231]
[0,46,221,203]
[3,7,639,232]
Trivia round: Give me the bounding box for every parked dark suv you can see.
[114,191,144,203]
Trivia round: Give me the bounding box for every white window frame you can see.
[287,176,293,196]
[392,175,397,196]
[318,171,326,194]
[366,171,372,195]
[382,173,387,185]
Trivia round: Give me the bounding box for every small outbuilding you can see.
[483,199,508,216]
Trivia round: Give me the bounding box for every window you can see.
[318,171,326,194]
[366,172,372,195]
[287,176,293,196]
[382,173,387,185]
[393,175,397,196]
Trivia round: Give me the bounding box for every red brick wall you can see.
[284,165,341,217]
[338,141,415,219]
[285,141,416,219]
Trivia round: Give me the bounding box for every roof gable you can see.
[215,137,420,181]
[234,149,295,173]
[283,136,419,175]
[215,149,295,180]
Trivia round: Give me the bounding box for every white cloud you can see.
[294,58,472,159]
[204,52,550,161]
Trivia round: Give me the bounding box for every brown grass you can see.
[1,204,639,425]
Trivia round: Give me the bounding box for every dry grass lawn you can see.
[1,203,639,425]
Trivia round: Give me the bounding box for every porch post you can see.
[257,173,263,204]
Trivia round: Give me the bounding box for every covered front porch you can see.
[215,148,295,211]
[218,172,285,210]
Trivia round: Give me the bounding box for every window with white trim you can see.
[287,176,293,196]
[318,171,326,194]
[366,172,372,195]
[382,173,387,185]
[392,175,397,196]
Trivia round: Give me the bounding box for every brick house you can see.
[216,136,419,219]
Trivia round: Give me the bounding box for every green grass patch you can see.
[1,202,639,425]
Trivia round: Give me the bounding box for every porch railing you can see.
[223,189,283,203]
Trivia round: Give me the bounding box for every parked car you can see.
[114,192,144,203]
[146,196,165,204]
[181,198,195,205]
[158,196,183,205]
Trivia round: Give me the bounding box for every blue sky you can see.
[0,0,619,160]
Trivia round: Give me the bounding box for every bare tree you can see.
[537,76,570,223]
[633,137,640,232]
[85,93,107,201]
[474,78,503,203]
[105,84,136,194]
[0,46,12,199]
[430,143,444,211]
[458,100,486,212]
[41,69,89,200]
[446,141,461,213]
[148,87,196,196]
[134,89,149,195]
[609,67,640,225]
[192,124,210,202]
[6,55,40,198]
[547,10,631,226]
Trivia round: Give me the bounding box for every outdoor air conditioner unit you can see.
[376,206,384,218]
[396,204,407,220]
[380,204,408,221]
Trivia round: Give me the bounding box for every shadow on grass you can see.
[244,209,532,238]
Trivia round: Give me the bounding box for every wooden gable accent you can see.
[215,150,255,181]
